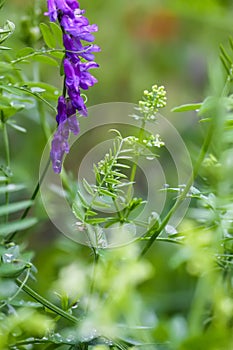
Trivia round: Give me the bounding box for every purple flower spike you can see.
[45,0,100,173]
[50,98,80,173]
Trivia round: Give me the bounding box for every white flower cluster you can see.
[138,84,167,120]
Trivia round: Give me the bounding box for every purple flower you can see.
[45,0,100,173]
[51,97,80,173]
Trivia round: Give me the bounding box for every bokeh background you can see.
[1,0,233,346]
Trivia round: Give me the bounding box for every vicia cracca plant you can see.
[46,0,100,173]
[0,0,233,349]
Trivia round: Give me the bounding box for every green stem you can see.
[33,61,51,141]
[140,121,214,257]
[0,267,31,309]
[126,120,146,202]
[11,48,64,65]
[15,279,78,324]
[5,157,51,243]
[38,100,51,141]
[2,119,10,223]
[6,85,56,113]
[86,251,99,314]
[2,121,10,168]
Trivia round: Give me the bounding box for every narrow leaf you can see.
[220,54,230,74]
[0,218,38,237]
[77,191,89,208]
[99,189,117,198]
[85,210,97,217]
[83,178,94,195]
[0,200,33,216]
[86,218,107,225]
[105,178,121,185]
[94,164,101,183]
[171,103,202,112]
[72,201,84,221]
[115,163,130,169]
[0,46,11,50]
[92,200,111,208]
[220,44,232,64]
[7,121,27,133]
[229,37,233,51]
[0,184,25,193]
[116,181,134,188]
[112,171,127,178]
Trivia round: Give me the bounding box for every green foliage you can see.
[71,96,165,248]
[0,19,15,47]
[0,1,233,349]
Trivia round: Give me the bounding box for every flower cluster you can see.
[46,0,100,173]
[138,85,167,120]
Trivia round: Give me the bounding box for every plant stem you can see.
[126,119,146,202]
[5,157,51,243]
[2,119,10,223]
[2,121,10,168]
[38,100,51,141]
[140,121,214,257]
[86,250,99,315]
[33,62,52,141]
[15,279,79,324]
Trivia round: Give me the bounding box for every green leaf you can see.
[99,188,117,198]
[92,200,111,208]
[198,96,221,117]
[22,82,60,101]
[112,171,127,178]
[0,279,17,299]
[0,176,7,182]
[0,184,25,193]
[72,201,85,221]
[0,261,28,278]
[85,209,97,217]
[0,95,26,119]
[0,217,38,237]
[0,200,33,216]
[77,191,89,208]
[220,44,232,65]
[171,103,202,112]
[115,163,130,169]
[86,218,108,225]
[16,47,35,58]
[115,181,134,188]
[0,62,14,74]
[0,84,21,95]
[83,178,94,195]
[0,20,15,44]
[50,51,65,59]
[32,54,59,67]
[220,54,229,74]
[0,46,11,50]
[9,85,56,112]
[7,120,27,133]
[105,177,121,185]
[40,23,57,49]
[50,22,63,47]
[94,164,101,184]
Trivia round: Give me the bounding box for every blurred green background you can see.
[1,0,233,347]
